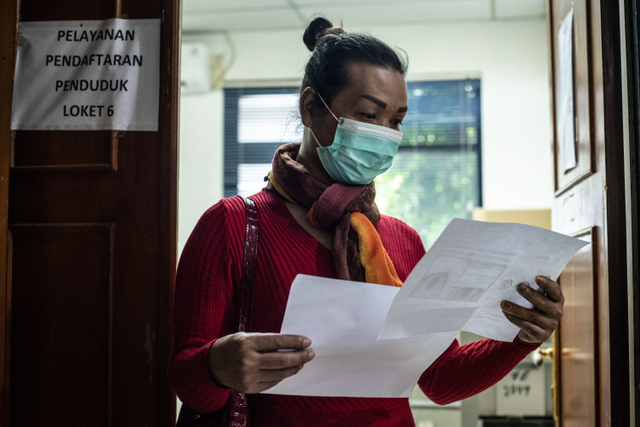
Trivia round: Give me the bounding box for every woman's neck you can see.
[296,129,334,185]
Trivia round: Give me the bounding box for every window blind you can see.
[224,87,300,198]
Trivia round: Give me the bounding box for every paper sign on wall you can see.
[496,366,546,416]
[11,19,160,131]
[557,10,576,173]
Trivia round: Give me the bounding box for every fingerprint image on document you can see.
[498,279,514,290]
[408,255,470,299]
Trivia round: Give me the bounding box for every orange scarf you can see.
[268,171,402,287]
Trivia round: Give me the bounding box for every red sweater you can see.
[168,191,539,426]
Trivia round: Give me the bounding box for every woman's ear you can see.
[299,87,317,128]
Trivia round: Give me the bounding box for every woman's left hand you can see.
[501,275,564,343]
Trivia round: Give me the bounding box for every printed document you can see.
[265,219,588,397]
[264,275,457,397]
[378,219,587,341]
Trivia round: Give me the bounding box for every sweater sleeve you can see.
[168,198,244,413]
[418,336,541,405]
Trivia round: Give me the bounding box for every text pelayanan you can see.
[57,29,135,42]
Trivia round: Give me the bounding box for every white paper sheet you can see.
[557,9,576,172]
[378,219,588,341]
[267,219,587,397]
[264,275,457,397]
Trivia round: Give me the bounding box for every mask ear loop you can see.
[308,90,339,148]
[309,128,322,148]
[315,92,340,122]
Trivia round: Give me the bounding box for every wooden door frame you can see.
[597,1,630,423]
[622,0,640,421]
[0,0,181,423]
[156,0,181,423]
[0,0,17,423]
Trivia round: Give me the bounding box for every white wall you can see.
[179,18,553,249]
[178,90,224,253]
[373,21,553,211]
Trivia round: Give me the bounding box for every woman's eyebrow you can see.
[361,94,387,108]
[360,94,408,113]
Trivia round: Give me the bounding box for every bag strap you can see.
[176,196,258,427]
[227,196,259,427]
[237,196,258,333]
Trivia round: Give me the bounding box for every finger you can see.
[251,334,312,352]
[258,364,304,383]
[515,282,555,314]
[249,366,305,394]
[500,301,556,331]
[258,349,315,370]
[535,276,563,303]
[503,311,549,342]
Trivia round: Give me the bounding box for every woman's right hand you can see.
[207,332,315,394]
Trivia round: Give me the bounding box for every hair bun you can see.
[303,17,335,52]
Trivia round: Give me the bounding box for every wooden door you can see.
[548,0,630,426]
[0,0,180,425]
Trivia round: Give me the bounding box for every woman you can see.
[168,17,563,426]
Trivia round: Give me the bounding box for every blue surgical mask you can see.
[310,93,403,186]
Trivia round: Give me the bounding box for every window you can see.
[375,80,482,249]
[224,80,482,249]
[224,87,301,198]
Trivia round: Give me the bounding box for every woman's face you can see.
[305,62,408,147]
[298,62,408,183]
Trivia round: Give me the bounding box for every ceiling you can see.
[182,0,546,33]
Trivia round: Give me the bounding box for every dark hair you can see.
[301,17,408,112]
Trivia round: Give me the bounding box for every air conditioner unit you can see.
[181,43,211,95]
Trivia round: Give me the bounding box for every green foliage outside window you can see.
[375,80,481,249]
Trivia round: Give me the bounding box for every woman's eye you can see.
[359,113,376,120]
[392,119,404,126]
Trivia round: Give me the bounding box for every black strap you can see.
[238,196,258,333]
[227,196,258,427]
[177,196,258,427]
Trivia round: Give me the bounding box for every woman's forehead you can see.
[340,63,407,104]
